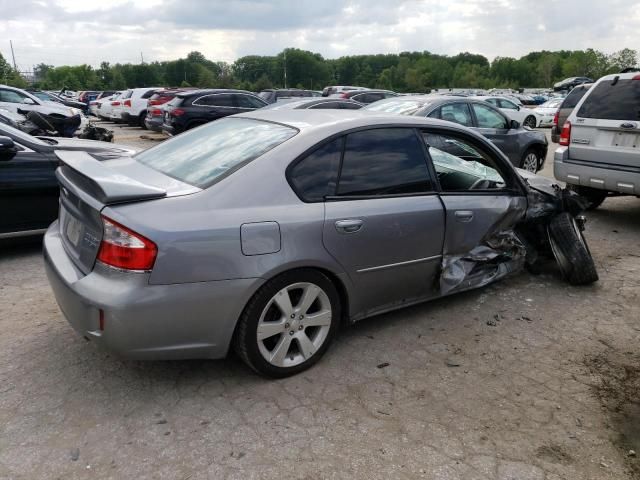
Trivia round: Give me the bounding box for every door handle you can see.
[454,210,474,222]
[335,219,363,234]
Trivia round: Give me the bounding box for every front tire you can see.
[234,269,341,378]
[547,212,598,285]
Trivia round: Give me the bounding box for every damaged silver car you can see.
[43,110,597,378]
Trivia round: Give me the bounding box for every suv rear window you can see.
[577,79,640,120]
[562,85,590,109]
[134,118,297,188]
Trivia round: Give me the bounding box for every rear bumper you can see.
[554,147,640,195]
[162,123,179,135]
[144,116,163,132]
[44,221,262,360]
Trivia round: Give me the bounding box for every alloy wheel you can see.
[523,152,539,172]
[256,282,332,368]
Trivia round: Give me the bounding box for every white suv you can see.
[554,71,640,209]
[120,87,162,128]
[0,85,83,119]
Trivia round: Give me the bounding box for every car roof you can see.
[236,108,465,133]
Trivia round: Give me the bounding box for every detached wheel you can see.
[234,269,340,378]
[547,212,598,285]
[567,185,607,210]
[521,149,541,172]
[524,115,537,128]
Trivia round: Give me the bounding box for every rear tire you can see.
[567,185,607,210]
[138,112,147,129]
[547,212,598,285]
[233,269,341,378]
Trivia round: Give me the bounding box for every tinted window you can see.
[235,94,266,108]
[289,138,342,201]
[423,132,506,191]
[436,103,473,127]
[193,94,233,107]
[562,85,590,109]
[308,102,342,109]
[577,79,640,120]
[485,98,499,107]
[340,102,362,110]
[141,89,157,99]
[355,92,384,103]
[472,104,508,129]
[337,128,432,196]
[135,118,297,188]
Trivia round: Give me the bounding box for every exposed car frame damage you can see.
[439,174,596,295]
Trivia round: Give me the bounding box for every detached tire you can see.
[234,269,341,378]
[547,212,598,285]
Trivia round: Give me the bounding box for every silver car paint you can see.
[45,110,537,359]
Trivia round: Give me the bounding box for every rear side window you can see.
[193,94,233,107]
[141,89,157,99]
[340,102,362,110]
[235,94,266,108]
[337,128,433,196]
[577,79,640,120]
[289,138,342,201]
[135,118,297,188]
[562,86,590,109]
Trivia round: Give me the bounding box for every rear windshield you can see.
[363,99,429,115]
[134,118,297,188]
[562,85,590,109]
[577,79,640,120]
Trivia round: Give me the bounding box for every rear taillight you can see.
[151,108,162,116]
[633,74,640,81]
[559,121,571,146]
[96,216,157,271]
[111,101,120,106]
[170,108,185,117]
[123,99,132,107]
[553,109,559,126]
[340,93,349,98]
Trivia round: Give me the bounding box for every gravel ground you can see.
[0,125,639,480]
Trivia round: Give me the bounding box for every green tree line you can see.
[2,47,637,93]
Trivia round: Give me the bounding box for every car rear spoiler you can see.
[55,150,167,205]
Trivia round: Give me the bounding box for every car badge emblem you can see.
[620,122,637,129]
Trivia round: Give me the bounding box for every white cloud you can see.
[0,0,638,69]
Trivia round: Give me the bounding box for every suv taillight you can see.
[97,216,157,271]
[111,101,120,106]
[553,109,559,126]
[123,99,132,107]
[559,121,572,146]
[340,92,349,98]
[170,108,185,117]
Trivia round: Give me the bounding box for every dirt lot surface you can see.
[0,125,639,480]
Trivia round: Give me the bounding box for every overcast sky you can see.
[1,0,639,71]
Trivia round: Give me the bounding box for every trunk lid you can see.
[55,150,199,274]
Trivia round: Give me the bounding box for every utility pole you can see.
[283,49,287,89]
[9,40,17,70]
[140,52,144,64]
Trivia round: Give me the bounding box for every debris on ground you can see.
[377,362,390,369]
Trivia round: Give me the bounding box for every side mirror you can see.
[0,136,17,161]
[22,97,36,105]
[516,105,521,111]
[510,120,520,130]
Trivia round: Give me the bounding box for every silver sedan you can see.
[44,110,597,377]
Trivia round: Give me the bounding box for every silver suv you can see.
[554,71,640,209]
